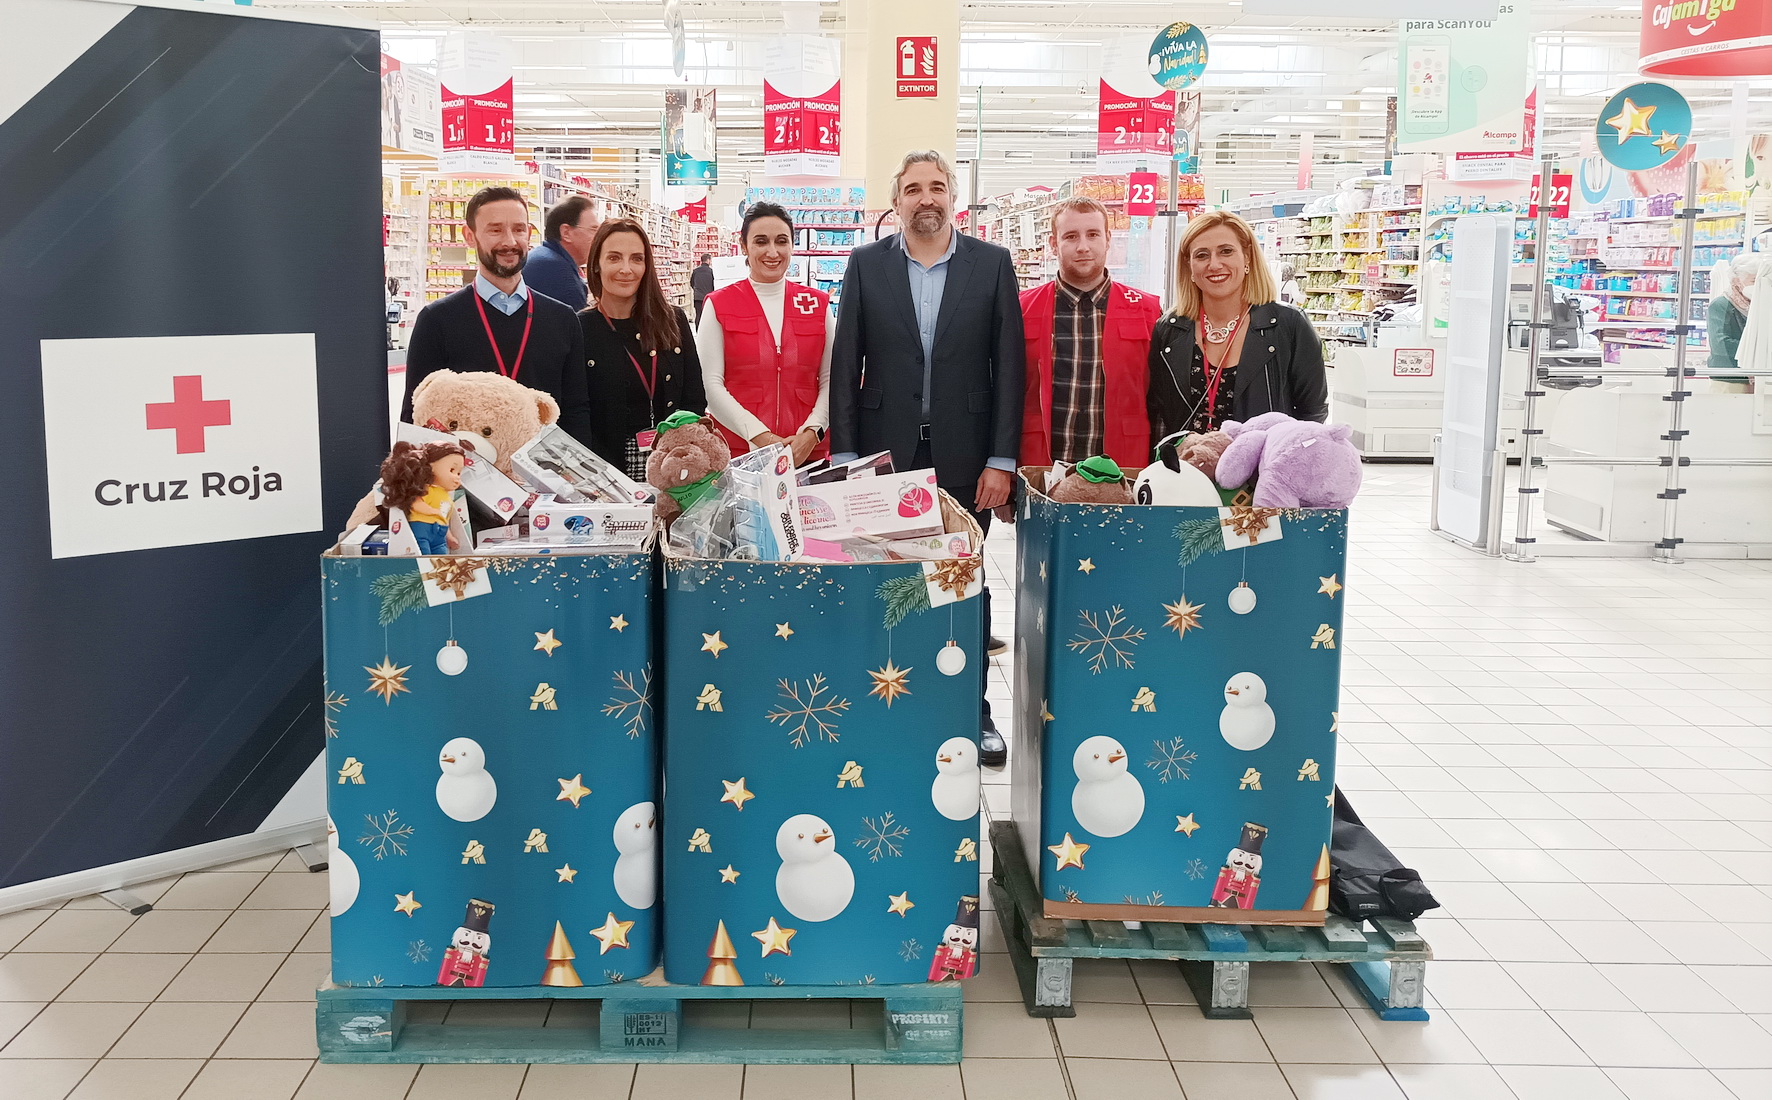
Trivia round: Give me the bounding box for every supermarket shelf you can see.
[1597,317,1702,329]
[1603,336,1710,350]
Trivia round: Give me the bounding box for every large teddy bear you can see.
[345,370,560,531]
[1214,412,1362,509]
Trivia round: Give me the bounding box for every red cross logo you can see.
[793,292,820,315]
[145,375,232,454]
[1124,289,1143,304]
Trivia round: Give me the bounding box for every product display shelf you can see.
[742,186,868,306]
[420,174,542,305]
[1582,191,1742,363]
[316,976,963,1064]
[976,175,1202,290]
[988,821,1431,1022]
[383,177,426,332]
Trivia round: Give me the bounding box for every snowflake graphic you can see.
[1066,606,1146,673]
[765,973,787,986]
[406,940,431,964]
[603,970,625,984]
[1145,737,1198,783]
[357,810,414,860]
[767,674,851,748]
[1062,887,1081,903]
[899,939,923,962]
[1184,858,1209,881]
[1122,891,1165,906]
[854,812,909,861]
[324,687,349,738]
[601,665,653,740]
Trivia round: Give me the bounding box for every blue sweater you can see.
[523,239,588,311]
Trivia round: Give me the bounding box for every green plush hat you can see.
[656,410,704,435]
[1074,456,1126,484]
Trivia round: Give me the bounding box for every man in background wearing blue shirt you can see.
[524,195,598,310]
[830,149,1026,768]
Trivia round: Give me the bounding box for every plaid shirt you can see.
[1050,277,1111,463]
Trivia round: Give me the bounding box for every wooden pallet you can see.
[316,977,963,1065]
[988,820,1431,1022]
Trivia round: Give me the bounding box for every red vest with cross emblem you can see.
[1017,279,1162,469]
[708,279,829,458]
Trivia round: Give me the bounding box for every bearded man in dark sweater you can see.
[402,186,594,443]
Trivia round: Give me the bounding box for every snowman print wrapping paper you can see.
[1017,490,1348,922]
[322,553,659,987]
[660,554,986,985]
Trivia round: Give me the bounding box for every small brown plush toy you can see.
[1178,430,1233,480]
[646,411,732,527]
[1050,455,1134,504]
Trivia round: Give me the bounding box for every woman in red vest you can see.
[697,202,833,465]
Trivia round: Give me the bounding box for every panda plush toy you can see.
[1132,432,1225,506]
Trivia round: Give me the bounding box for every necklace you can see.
[1201,310,1242,344]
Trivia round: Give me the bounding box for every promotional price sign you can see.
[896,36,938,98]
[1127,171,1161,216]
[439,32,514,174]
[1640,0,1772,78]
[764,34,841,177]
[1529,173,1573,218]
[1097,81,1175,172]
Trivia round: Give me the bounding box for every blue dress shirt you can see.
[521,239,589,311]
[475,273,530,316]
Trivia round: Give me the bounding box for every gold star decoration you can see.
[696,684,723,711]
[720,777,754,811]
[460,840,485,865]
[701,631,728,657]
[1653,130,1683,155]
[1605,96,1655,143]
[1222,505,1282,545]
[393,891,422,917]
[524,829,549,853]
[1298,759,1321,782]
[1042,700,1055,723]
[530,682,558,710]
[1077,558,1096,574]
[1048,832,1090,871]
[1327,792,1337,808]
[534,629,563,656]
[365,657,411,704]
[1330,711,1340,733]
[837,761,865,788]
[1318,574,1343,599]
[929,557,983,597]
[1162,596,1204,638]
[751,916,796,957]
[1311,624,1337,649]
[589,912,634,954]
[687,828,712,853]
[1175,813,1201,837]
[556,864,578,883]
[1131,687,1157,712]
[422,557,488,599]
[887,891,916,917]
[867,660,913,707]
[609,614,629,632]
[1239,768,1263,791]
[954,838,978,862]
[718,865,740,884]
[556,774,591,808]
[775,622,794,639]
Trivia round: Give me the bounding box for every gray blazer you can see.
[829,232,1026,489]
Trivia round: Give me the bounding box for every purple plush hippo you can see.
[1214,412,1362,509]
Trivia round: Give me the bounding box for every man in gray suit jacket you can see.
[830,150,1025,767]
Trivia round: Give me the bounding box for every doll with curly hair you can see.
[381,440,466,554]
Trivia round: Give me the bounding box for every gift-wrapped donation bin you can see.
[661,498,986,985]
[323,552,659,987]
[1011,475,1348,924]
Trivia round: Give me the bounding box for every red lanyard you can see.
[472,288,534,381]
[1200,316,1241,425]
[600,311,658,403]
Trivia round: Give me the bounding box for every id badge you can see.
[635,428,657,453]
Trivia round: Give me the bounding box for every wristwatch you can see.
[809,426,827,442]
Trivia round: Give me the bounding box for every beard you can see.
[907,208,948,236]
[478,244,527,279]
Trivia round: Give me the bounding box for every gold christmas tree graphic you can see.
[1303,845,1332,911]
[541,921,583,987]
[702,920,744,986]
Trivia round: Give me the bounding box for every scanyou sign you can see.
[1640,0,1772,78]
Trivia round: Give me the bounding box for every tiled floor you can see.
[3,465,1769,1099]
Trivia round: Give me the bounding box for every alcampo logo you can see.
[1651,0,1735,32]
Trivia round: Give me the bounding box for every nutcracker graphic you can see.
[1208,823,1266,910]
[927,895,980,982]
[436,898,495,987]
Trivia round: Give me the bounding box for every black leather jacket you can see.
[1146,302,1328,438]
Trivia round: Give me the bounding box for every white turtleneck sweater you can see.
[695,276,834,444]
